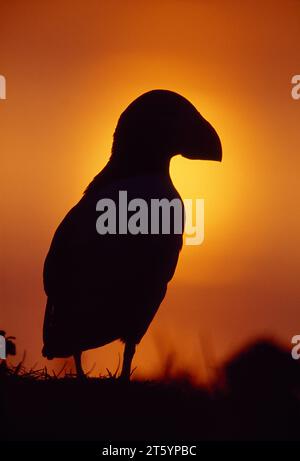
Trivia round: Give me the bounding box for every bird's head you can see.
[111,89,222,168]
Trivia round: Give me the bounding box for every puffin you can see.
[42,89,222,379]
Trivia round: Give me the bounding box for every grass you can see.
[1,338,300,441]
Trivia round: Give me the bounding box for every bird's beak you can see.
[180,114,222,162]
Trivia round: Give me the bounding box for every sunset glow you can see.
[1,0,299,382]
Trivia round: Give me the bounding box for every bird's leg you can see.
[74,351,85,378]
[120,342,136,381]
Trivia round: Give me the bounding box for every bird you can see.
[42,89,222,380]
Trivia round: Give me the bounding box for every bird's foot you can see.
[76,371,87,381]
[118,371,131,383]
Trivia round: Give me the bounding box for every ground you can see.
[1,339,300,441]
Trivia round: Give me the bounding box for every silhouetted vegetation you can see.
[1,338,300,441]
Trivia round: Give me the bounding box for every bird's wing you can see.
[43,174,183,353]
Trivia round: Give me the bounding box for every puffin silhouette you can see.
[42,90,222,379]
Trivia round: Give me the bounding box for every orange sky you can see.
[1,0,300,381]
